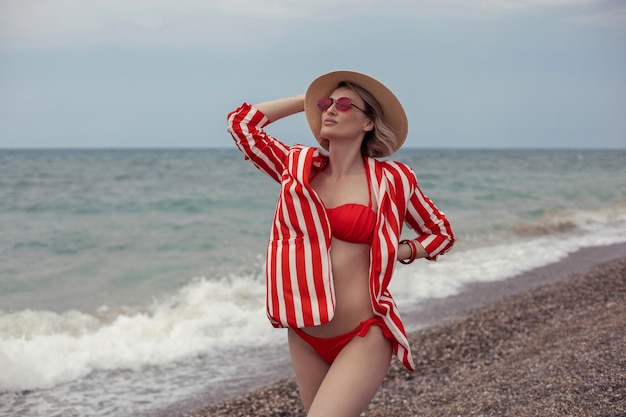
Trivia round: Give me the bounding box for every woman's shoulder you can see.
[285,144,329,167]
[372,158,415,178]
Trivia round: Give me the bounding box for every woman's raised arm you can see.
[253,94,305,123]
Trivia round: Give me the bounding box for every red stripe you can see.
[267,226,281,325]
[297,151,328,325]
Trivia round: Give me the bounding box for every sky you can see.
[1,0,625,149]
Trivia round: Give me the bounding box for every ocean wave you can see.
[390,214,626,306]
[511,204,626,238]
[0,274,272,393]
[4,209,626,394]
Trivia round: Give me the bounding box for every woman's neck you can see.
[326,147,364,178]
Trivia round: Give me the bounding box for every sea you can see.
[1,148,625,417]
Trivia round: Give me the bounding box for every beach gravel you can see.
[179,257,626,417]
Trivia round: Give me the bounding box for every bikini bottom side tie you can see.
[292,317,393,364]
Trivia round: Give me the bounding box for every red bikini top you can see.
[326,203,376,244]
[325,162,376,244]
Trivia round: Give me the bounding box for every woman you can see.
[227,70,454,417]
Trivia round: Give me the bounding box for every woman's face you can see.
[319,87,373,146]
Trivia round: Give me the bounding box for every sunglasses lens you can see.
[317,97,333,111]
[317,97,360,112]
[335,97,353,111]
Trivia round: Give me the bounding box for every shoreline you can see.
[402,241,626,331]
[164,243,626,417]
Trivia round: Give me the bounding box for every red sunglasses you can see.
[317,96,366,113]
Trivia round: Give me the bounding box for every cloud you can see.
[0,0,623,48]
[0,0,326,40]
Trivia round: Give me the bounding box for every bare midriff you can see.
[301,238,374,338]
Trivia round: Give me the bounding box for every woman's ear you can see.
[363,118,374,132]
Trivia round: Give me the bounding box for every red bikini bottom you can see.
[292,317,393,364]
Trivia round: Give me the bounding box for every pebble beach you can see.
[173,254,626,417]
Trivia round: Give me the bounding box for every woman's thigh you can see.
[287,328,331,412]
[307,327,392,417]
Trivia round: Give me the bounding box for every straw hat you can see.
[304,70,408,156]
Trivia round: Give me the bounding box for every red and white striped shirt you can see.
[227,103,454,371]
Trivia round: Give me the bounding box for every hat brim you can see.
[304,70,408,157]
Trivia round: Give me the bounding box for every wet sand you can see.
[170,245,626,417]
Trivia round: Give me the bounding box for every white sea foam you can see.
[0,274,273,393]
[391,210,626,304]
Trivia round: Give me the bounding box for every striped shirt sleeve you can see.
[400,164,454,260]
[227,103,290,183]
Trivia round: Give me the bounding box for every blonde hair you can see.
[340,81,398,158]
